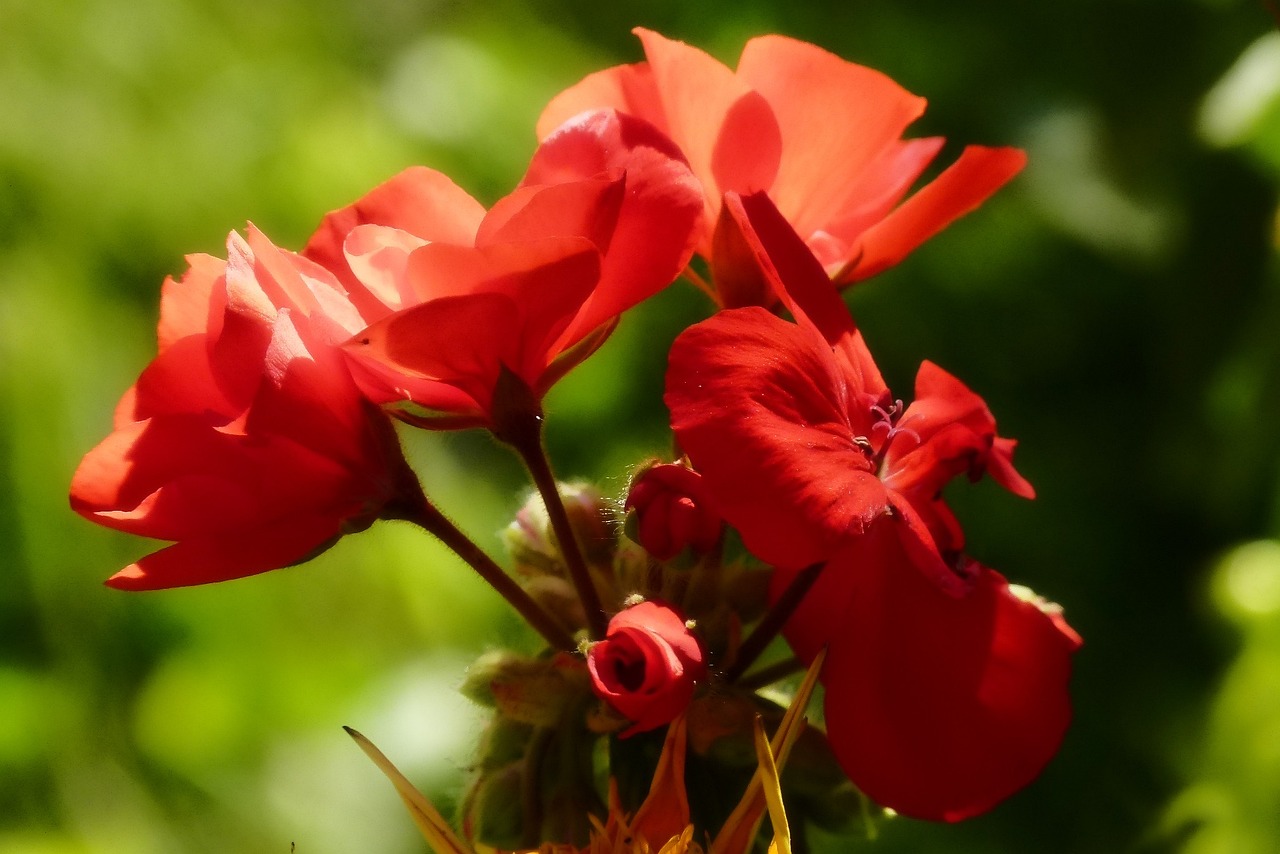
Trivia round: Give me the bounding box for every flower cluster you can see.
[72,27,1080,849]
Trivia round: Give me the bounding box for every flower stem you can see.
[507,424,610,640]
[393,492,577,653]
[725,561,824,683]
[736,656,803,691]
[489,367,609,640]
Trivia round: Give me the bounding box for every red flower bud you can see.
[587,600,707,737]
[625,463,722,561]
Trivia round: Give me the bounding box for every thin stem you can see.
[396,494,577,653]
[508,424,610,640]
[725,561,824,683]
[736,656,804,692]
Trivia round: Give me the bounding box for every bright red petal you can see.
[845,146,1027,283]
[667,307,888,569]
[823,537,1078,821]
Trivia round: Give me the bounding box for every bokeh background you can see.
[3,0,1280,851]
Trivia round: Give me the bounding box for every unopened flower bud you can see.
[461,650,589,727]
[503,482,617,576]
[587,600,707,737]
[625,462,722,561]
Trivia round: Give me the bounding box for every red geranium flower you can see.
[587,600,707,737]
[304,109,702,430]
[538,29,1025,303]
[664,192,1079,820]
[70,228,420,589]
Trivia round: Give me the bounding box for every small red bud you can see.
[586,600,707,737]
[625,463,722,561]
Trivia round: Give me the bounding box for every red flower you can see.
[664,192,1079,820]
[668,194,1031,581]
[624,462,722,561]
[70,228,419,589]
[304,109,702,430]
[538,29,1025,302]
[587,600,707,737]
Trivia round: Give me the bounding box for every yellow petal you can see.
[709,648,825,854]
[344,726,474,854]
[752,719,789,854]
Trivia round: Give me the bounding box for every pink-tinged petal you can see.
[342,224,429,314]
[735,35,927,243]
[244,226,367,338]
[303,166,483,263]
[245,310,368,465]
[523,108,689,189]
[667,307,889,569]
[844,145,1027,283]
[823,544,1078,822]
[535,62,660,142]
[105,515,344,590]
[303,167,485,317]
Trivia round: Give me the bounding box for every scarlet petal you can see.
[667,307,889,569]
[735,35,927,245]
[846,145,1027,282]
[823,540,1078,821]
[536,62,660,142]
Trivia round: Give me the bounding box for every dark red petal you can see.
[823,536,1078,822]
[105,515,343,590]
[666,307,888,569]
[844,146,1027,283]
[887,361,1034,500]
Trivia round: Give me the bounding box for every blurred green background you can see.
[3,0,1280,851]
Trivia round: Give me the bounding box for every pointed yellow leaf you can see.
[752,719,789,854]
[344,726,473,854]
[709,649,825,854]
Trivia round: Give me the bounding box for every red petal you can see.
[823,533,1078,821]
[105,515,343,590]
[666,307,888,569]
[302,167,484,316]
[845,146,1027,282]
[735,35,927,246]
[536,61,660,142]
[157,254,223,352]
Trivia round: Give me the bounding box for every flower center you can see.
[853,399,921,475]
